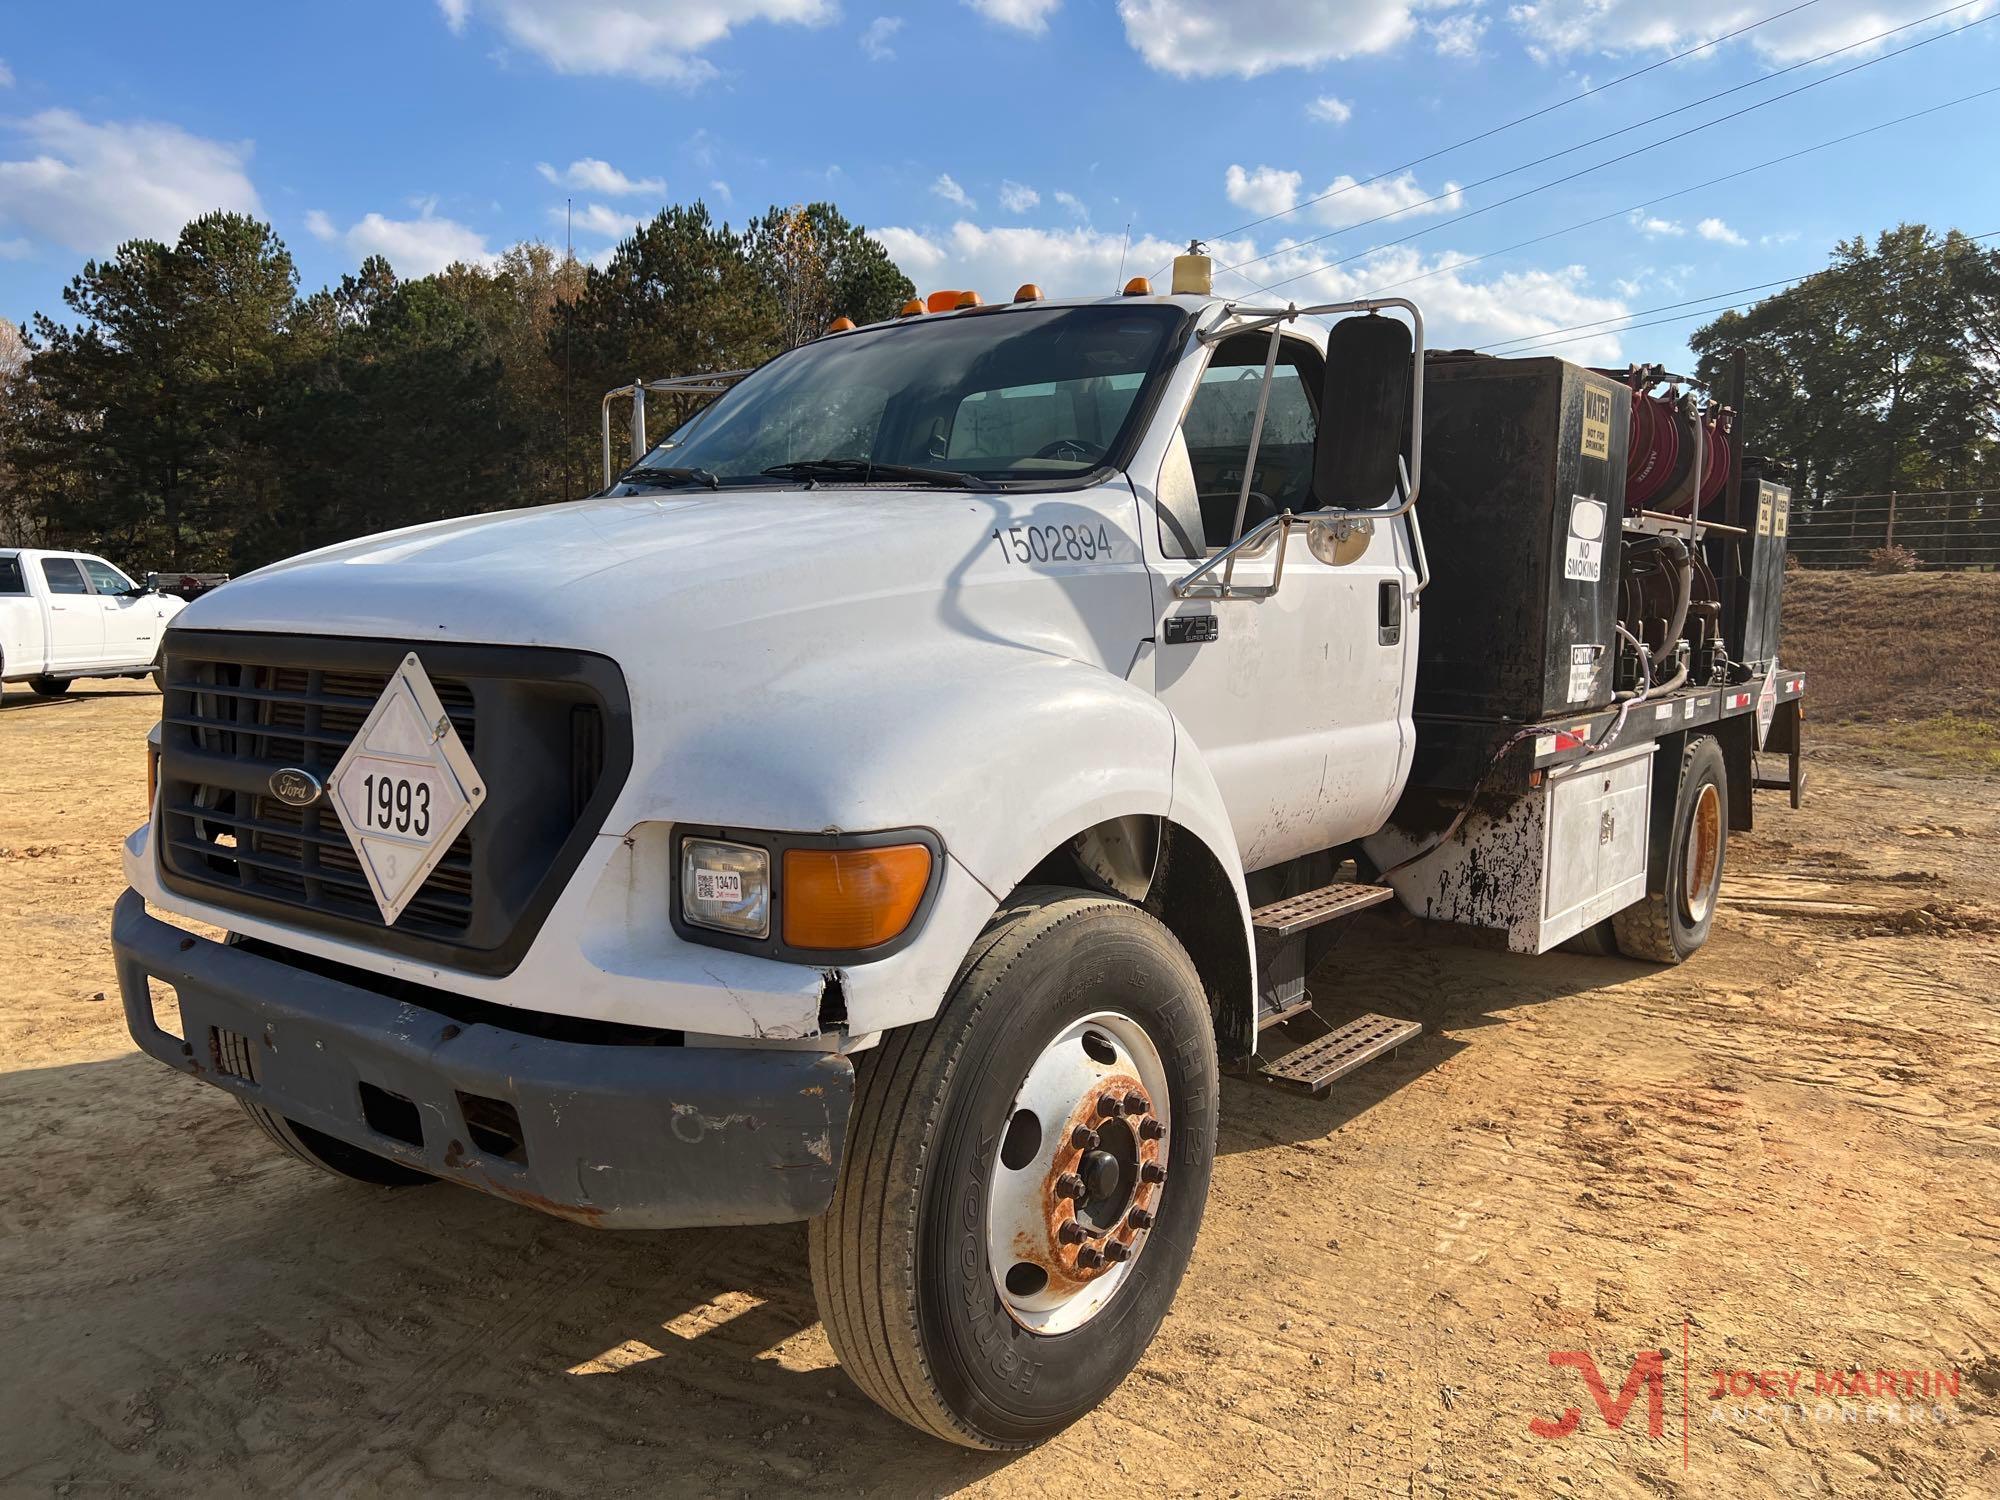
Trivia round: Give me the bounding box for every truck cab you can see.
[111,279,1800,1449]
[1,547,184,696]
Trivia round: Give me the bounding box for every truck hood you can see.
[185,490,999,645]
[175,485,1153,691]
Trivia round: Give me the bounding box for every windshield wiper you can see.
[619,466,721,491]
[761,458,992,491]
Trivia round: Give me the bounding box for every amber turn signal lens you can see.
[782,844,932,950]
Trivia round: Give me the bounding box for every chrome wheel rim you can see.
[1683,781,1723,924]
[985,1011,1171,1336]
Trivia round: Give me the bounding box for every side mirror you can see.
[1314,314,1412,509]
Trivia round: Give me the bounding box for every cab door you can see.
[79,556,161,668]
[36,555,102,671]
[1140,331,1416,872]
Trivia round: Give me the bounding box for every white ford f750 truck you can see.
[113,268,1804,1448]
[2,548,184,695]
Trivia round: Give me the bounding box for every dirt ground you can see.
[3,679,1997,1498]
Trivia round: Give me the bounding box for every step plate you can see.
[1257,1013,1422,1098]
[1251,881,1397,939]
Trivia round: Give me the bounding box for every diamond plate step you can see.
[1250,880,1397,939]
[1255,1013,1422,1098]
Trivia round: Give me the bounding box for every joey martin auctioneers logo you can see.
[1529,1326,1966,1470]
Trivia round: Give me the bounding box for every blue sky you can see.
[2,0,1995,369]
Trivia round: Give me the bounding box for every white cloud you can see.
[1507,0,1969,65]
[1426,11,1488,57]
[1228,163,1462,230]
[1052,189,1088,220]
[860,15,903,59]
[1225,164,1302,217]
[1696,216,1746,246]
[0,58,14,88]
[558,201,644,239]
[439,0,837,85]
[1118,0,1417,77]
[966,0,1062,33]
[1630,212,1685,238]
[1760,229,1799,247]
[931,172,976,210]
[872,217,1634,364]
[309,208,495,276]
[709,178,734,202]
[999,180,1041,213]
[0,237,32,260]
[536,157,663,195]
[872,221,1190,298]
[1306,95,1354,125]
[0,109,262,256]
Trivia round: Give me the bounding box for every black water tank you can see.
[1414,355,1630,721]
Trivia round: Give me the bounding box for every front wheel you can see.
[809,887,1218,1449]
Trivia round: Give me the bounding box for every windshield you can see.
[625,303,1186,488]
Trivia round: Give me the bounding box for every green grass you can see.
[1868,714,2000,776]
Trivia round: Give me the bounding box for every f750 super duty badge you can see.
[989,521,1124,566]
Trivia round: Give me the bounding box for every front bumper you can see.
[112,890,853,1229]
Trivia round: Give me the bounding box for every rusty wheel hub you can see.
[986,1012,1170,1334]
[1682,781,1722,923]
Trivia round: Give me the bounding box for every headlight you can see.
[680,838,771,937]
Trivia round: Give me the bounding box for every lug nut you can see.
[1071,1125,1100,1150]
[1075,1245,1105,1270]
[1057,1218,1087,1245]
[1056,1172,1086,1202]
[1103,1239,1133,1263]
[1123,1090,1149,1114]
[1137,1117,1166,1141]
[1127,1207,1154,1230]
[1097,1093,1124,1118]
[1140,1161,1166,1185]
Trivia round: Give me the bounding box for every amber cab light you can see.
[1014,282,1043,302]
[955,290,984,309]
[783,844,932,950]
[827,315,857,332]
[1122,276,1152,296]
[899,298,925,316]
[925,289,962,313]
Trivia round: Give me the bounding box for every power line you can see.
[1478,228,2000,355]
[1232,1,1990,293]
[1351,90,2000,308]
[1160,0,1831,273]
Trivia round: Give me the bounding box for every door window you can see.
[0,556,25,594]
[80,559,134,595]
[1180,335,1321,548]
[40,557,91,595]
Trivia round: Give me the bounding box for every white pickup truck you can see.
[1,548,184,696]
[111,271,1803,1448]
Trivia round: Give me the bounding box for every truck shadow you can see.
[2,1053,1012,1494]
[1217,915,1664,1155]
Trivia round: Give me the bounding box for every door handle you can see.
[1378,580,1403,646]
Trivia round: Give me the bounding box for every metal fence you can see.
[1783,489,1998,571]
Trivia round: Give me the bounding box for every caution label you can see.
[1581,386,1613,461]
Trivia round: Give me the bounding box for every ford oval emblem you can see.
[268,768,324,808]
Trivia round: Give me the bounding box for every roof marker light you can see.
[1122,276,1152,296]
[1014,283,1043,303]
[926,289,961,313]
[899,298,925,316]
[827,316,857,332]
[955,290,984,309]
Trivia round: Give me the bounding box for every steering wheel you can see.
[1033,437,1107,463]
